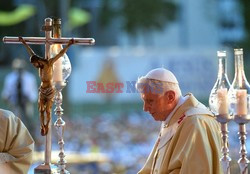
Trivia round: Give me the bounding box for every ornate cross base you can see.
[34,163,58,174]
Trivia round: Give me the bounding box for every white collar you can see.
[162,95,188,128]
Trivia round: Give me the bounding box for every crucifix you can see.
[3,17,95,174]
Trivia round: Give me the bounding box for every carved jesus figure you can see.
[19,37,74,136]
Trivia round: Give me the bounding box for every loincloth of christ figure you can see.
[19,37,74,136]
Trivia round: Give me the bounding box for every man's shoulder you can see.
[179,112,218,132]
[171,116,218,142]
[185,102,213,116]
[179,102,215,124]
[0,109,16,121]
[185,114,215,123]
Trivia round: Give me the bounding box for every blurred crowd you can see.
[28,110,250,174]
[32,111,160,174]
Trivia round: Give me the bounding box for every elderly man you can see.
[136,68,222,174]
[0,109,34,174]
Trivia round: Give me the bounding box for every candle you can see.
[217,88,228,115]
[52,45,63,82]
[53,57,62,82]
[236,89,247,115]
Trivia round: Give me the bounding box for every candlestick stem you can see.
[216,114,232,174]
[234,115,250,174]
[54,81,69,174]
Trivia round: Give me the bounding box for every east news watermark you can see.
[86,81,163,94]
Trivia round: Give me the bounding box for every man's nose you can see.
[143,103,150,112]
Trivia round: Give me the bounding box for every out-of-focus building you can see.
[75,0,244,48]
[68,0,245,104]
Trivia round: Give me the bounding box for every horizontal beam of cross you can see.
[3,36,95,45]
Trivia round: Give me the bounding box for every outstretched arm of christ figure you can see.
[19,37,36,56]
[50,38,75,64]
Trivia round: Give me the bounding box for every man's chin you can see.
[152,114,161,121]
[152,114,165,121]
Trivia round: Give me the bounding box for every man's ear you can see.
[165,90,175,103]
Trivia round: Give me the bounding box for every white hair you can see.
[135,76,182,97]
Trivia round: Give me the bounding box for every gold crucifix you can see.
[19,36,75,136]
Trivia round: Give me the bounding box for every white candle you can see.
[52,45,63,82]
[236,89,247,115]
[217,88,228,115]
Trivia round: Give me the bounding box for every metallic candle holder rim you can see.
[234,114,250,124]
[54,81,66,91]
[215,114,232,124]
